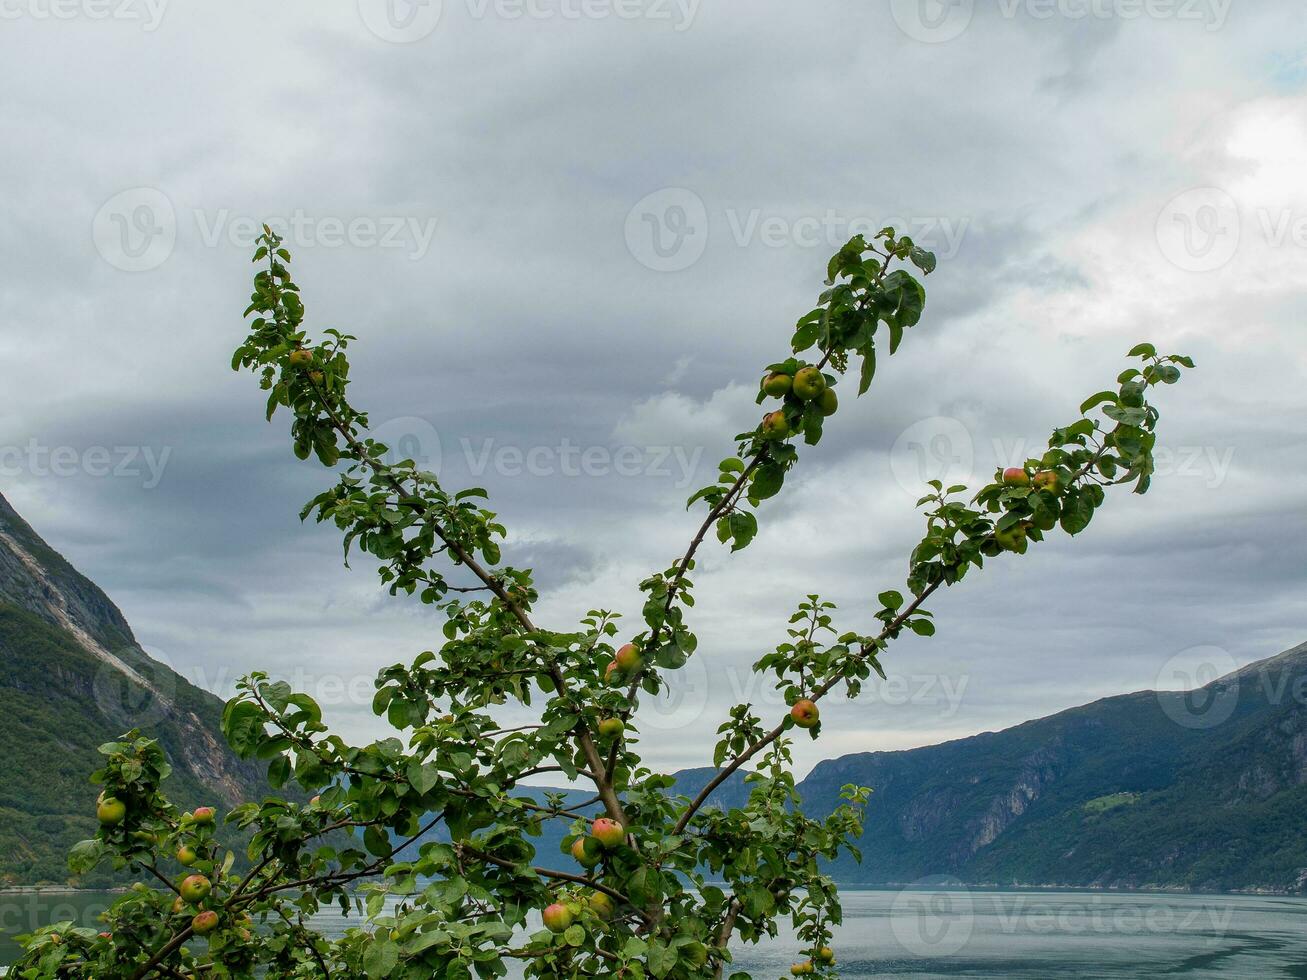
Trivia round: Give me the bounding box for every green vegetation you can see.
[1083,793,1139,815]
[13,227,1191,978]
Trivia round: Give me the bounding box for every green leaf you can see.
[363,939,399,978]
[858,347,877,395]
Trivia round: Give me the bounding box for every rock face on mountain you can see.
[798,641,1307,892]
[0,491,266,885]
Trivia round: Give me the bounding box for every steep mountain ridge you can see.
[797,641,1307,892]
[0,491,266,884]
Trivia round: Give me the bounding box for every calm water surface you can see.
[4,889,1306,977]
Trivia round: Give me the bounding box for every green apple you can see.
[817,946,835,963]
[816,388,838,416]
[791,367,826,401]
[993,523,1028,552]
[591,818,625,849]
[191,910,219,936]
[682,941,708,967]
[541,902,574,934]
[790,699,820,729]
[597,717,625,739]
[176,845,197,867]
[790,962,815,976]
[1033,470,1062,494]
[588,891,615,919]
[762,372,792,397]
[571,836,603,869]
[288,349,313,368]
[761,411,791,440]
[179,874,211,904]
[96,797,127,826]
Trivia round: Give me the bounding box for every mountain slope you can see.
[0,491,267,886]
[797,641,1307,892]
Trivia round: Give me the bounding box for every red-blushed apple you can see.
[192,806,216,826]
[604,659,620,684]
[288,349,313,368]
[816,387,838,417]
[792,366,826,401]
[597,717,625,739]
[571,836,603,869]
[588,891,615,919]
[790,699,820,729]
[96,797,126,826]
[309,795,321,807]
[1001,467,1030,486]
[542,902,574,934]
[761,411,791,440]
[591,818,625,849]
[171,896,185,914]
[1033,470,1062,494]
[762,372,793,397]
[179,874,211,904]
[176,845,197,867]
[614,643,643,673]
[191,911,219,936]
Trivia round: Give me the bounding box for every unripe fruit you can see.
[762,372,793,397]
[816,387,838,416]
[1033,470,1062,494]
[307,370,324,385]
[792,367,826,401]
[596,717,625,739]
[96,797,127,826]
[541,902,574,934]
[761,411,791,440]
[191,911,219,936]
[993,523,1028,553]
[179,874,211,904]
[790,699,820,729]
[288,349,313,368]
[1001,467,1030,486]
[176,845,197,867]
[588,891,615,919]
[682,941,708,967]
[613,643,643,673]
[817,946,835,963]
[791,963,814,976]
[193,806,216,825]
[571,836,603,869]
[591,818,625,849]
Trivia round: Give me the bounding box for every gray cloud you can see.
[1,0,1304,775]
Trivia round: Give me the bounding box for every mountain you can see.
[0,491,267,886]
[796,640,1307,893]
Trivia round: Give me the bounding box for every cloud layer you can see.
[2,1,1304,776]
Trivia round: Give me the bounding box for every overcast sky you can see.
[2,1,1305,778]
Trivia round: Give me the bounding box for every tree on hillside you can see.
[15,227,1192,979]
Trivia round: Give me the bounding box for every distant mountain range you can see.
[0,491,266,886]
[2,490,1304,893]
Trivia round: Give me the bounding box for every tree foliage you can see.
[14,227,1192,979]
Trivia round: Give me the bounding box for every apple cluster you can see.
[758,363,838,442]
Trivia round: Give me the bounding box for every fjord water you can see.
[4,889,1306,976]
